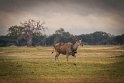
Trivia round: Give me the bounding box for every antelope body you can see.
[52,40,83,62]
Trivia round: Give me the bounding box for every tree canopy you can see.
[8,19,47,37]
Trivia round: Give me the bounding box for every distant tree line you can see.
[0,29,123,47]
[0,19,124,47]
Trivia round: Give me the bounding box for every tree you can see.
[20,19,47,46]
[54,28,74,44]
[8,19,47,46]
[55,28,65,35]
[20,19,47,36]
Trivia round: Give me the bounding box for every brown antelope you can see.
[52,39,83,62]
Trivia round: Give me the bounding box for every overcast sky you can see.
[0,0,124,35]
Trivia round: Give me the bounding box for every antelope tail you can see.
[51,46,55,54]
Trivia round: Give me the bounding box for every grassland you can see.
[0,45,124,83]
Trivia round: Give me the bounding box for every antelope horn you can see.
[73,35,79,41]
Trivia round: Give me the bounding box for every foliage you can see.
[20,19,47,36]
[79,31,113,45]
[8,19,47,37]
[112,34,124,45]
[7,25,24,37]
[0,36,17,46]
[54,28,74,44]
[0,28,124,46]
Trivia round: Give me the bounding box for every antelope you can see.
[52,39,83,62]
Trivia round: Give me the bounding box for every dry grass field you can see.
[0,45,124,83]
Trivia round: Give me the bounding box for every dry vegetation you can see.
[0,45,124,83]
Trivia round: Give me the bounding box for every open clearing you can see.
[0,45,124,83]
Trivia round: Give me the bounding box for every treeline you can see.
[0,19,123,46]
[0,30,124,47]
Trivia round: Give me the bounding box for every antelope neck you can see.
[73,42,79,51]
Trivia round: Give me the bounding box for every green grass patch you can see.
[0,45,124,83]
